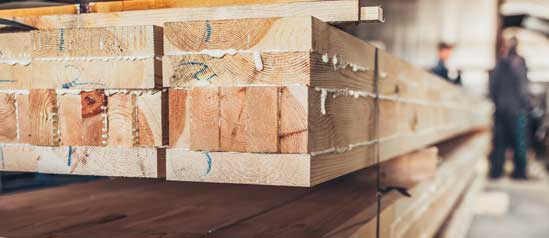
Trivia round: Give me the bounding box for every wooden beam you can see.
[0,32,32,90]
[0,5,78,18]
[0,93,17,143]
[88,0,323,13]
[360,6,384,22]
[6,1,360,30]
[0,144,165,178]
[29,89,59,146]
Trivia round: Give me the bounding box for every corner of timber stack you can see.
[163,16,493,187]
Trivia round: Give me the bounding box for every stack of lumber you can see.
[0,26,166,178]
[0,131,491,237]
[163,16,492,186]
[0,0,492,187]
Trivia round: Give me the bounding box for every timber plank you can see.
[0,144,164,178]
[0,93,17,143]
[0,32,32,89]
[136,91,167,147]
[80,90,107,146]
[245,87,279,152]
[163,52,310,87]
[29,89,59,146]
[279,86,308,153]
[189,88,220,151]
[58,92,84,146]
[15,93,32,143]
[107,93,137,147]
[8,1,360,30]
[31,26,161,58]
[168,89,189,148]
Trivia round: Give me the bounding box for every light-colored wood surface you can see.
[29,89,59,146]
[167,149,311,186]
[80,90,107,146]
[31,26,161,58]
[0,33,32,90]
[1,26,162,89]
[0,144,164,178]
[6,1,359,30]
[360,6,384,22]
[15,94,32,144]
[89,0,322,13]
[0,93,17,143]
[58,93,84,146]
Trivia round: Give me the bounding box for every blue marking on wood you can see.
[58,28,65,51]
[205,21,212,42]
[67,145,73,167]
[203,152,212,175]
[0,80,16,83]
[178,61,217,81]
[62,80,105,89]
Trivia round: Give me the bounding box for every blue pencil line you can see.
[0,80,16,83]
[202,152,212,175]
[58,28,65,51]
[67,145,73,167]
[178,61,217,81]
[62,80,105,89]
[205,21,212,42]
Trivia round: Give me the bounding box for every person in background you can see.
[431,42,462,85]
[489,37,531,180]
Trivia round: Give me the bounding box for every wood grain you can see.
[163,52,310,87]
[0,144,164,178]
[15,94,32,143]
[81,90,107,146]
[189,88,220,151]
[58,92,84,146]
[7,1,360,30]
[168,89,189,148]
[107,93,136,147]
[29,89,58,146]
[0,93,17,142]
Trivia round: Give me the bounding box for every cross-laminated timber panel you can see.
[0,25,162,89]
[165,16,493,186]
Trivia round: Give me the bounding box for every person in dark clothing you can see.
[489,37,531,179]
[431,42,462,85]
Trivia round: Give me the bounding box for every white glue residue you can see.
[321,53,329,63]
[253,51,263,71]
[320,88,328,115]
[34,56,153,62]
[0,59,32,66]
[201,49,238,58]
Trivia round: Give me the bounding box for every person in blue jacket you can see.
[431,42,462,85]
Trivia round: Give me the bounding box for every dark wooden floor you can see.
[0,166,404,238]
[0,134,479,238]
